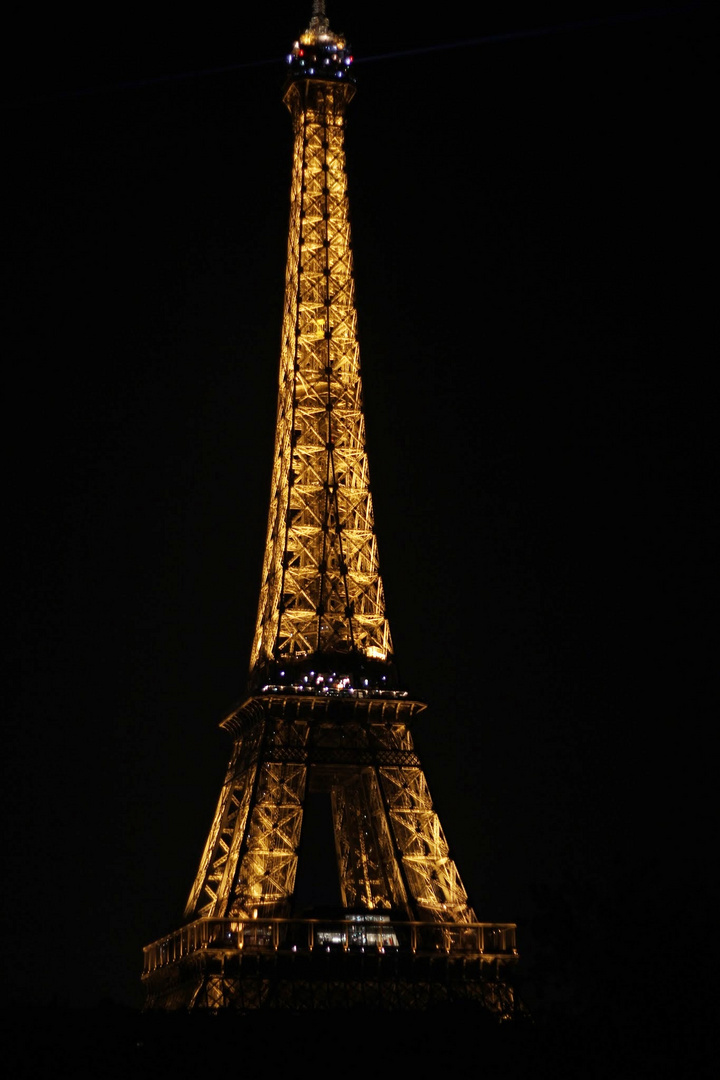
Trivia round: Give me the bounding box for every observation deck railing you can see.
[142,916,518,976]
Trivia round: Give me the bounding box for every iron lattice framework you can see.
[251,60,392,681]
[143,3,517,1013]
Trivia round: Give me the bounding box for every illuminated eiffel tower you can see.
[142,2,517,1012]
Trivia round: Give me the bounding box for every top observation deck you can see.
[285,1,355,84]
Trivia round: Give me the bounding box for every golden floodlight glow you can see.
[180,18,474,934]
[250,72,391,676]
[142,3,517,1014]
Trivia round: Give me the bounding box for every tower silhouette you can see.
[143,2,517,1012]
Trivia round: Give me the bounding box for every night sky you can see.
[2,1,713,1066]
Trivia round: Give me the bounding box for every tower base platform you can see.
[143,916,518,1015]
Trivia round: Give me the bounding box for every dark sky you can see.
[1,0,712,1049]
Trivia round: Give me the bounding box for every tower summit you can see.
[143,4,517,1012]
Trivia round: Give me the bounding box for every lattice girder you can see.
[185,725,264,919]
[332,769,411,913]
[185,717,311,921]
[380,767,476,924]
[228,761,307,919]
[251,74,392,681]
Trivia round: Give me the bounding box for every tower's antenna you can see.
[308,0,330,38]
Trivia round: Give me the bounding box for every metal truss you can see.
[185,713,308,921]
[381,767,475,923]
[183,698,475,926]
[251,58,392,681]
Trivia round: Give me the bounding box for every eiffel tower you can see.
[142,2,517,1012]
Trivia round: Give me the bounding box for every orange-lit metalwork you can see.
[142,2,517,1013]
[251,61,390,678]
